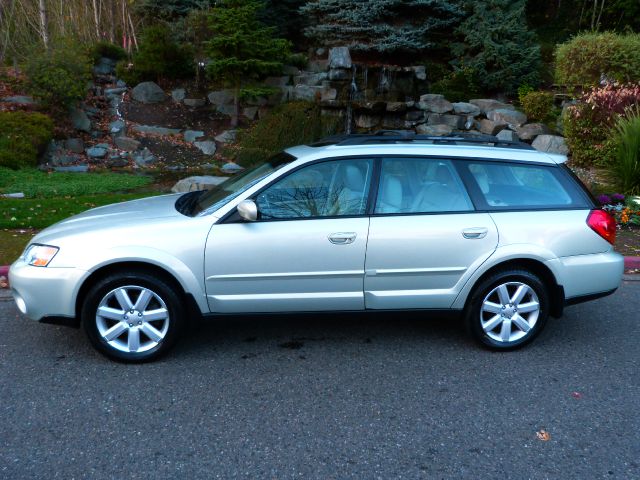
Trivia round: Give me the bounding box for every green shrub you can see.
[115,60,142,86]
[555,32,640,87]
[0,112,54,169]
[92,41,127,62]
[521,91,554,121]
[287,53,308,70]
[229,101,341,166]
[611,106,640,194]
[517,83,535,105]
[126,24,194,82]
[430,65,481,102]
[25,40,92,110]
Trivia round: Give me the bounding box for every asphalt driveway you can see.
[1,280,639,479]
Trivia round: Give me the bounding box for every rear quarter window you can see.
[463,161,591,210]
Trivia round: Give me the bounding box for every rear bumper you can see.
[547,251,624,302]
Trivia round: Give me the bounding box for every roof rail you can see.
[310,130,535,151]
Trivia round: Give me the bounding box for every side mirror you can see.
[237,199,258,222]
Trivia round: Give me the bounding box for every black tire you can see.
[465,269,550,350]
[81,270,185,362]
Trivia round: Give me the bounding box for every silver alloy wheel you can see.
[480,281,540,344]
[95,285,170,353]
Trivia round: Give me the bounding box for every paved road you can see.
[1,281,639,480]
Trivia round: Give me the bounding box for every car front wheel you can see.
[466,269,550,350]
[81,271,185,362]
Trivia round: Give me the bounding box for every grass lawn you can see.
[0,168,161,265]
[0,167,152,197]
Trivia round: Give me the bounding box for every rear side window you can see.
[464,162,590,209]
[375,157,473,214]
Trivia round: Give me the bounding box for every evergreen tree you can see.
[452,0,540,94]
[260,0,307,45]
[205,0,291,127]
[300,0,462,54]
[134,0,214,20]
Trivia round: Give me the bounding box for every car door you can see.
[204,158,374,313]
[364,157,498,310]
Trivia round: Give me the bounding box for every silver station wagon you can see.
[10,132,624,362]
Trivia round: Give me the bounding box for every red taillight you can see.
[587,209,616,245]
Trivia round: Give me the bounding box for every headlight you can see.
[23,244,59,267]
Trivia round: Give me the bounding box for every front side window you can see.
[466,162,587,209]
[256,158,373,219]
[374,157,473,214]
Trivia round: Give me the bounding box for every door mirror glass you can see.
[237,199,258,221]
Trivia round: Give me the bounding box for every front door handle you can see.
[328,232,357,245]
[462,227,488,239]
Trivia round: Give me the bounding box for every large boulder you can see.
[207,89,234,106]
[293,85,323,101]
[214,130,237,144]
[532,135,569,155]
[487,109,527,127]
[329,47,352,69]
[2,95,36,106]
[94,57,115,75]
[194,141,217,155]
[469,99,514,115]
[183,130,205,143]
[426,113,465,129]
[133,125,181,136]
[355,114,381,129]
[416,124,453,136]
[114,136,141,152]
[479,119,507,136]
[109,119,126,137]
[171,176,229,193]
[496,130,519,142]
[452,102,481,117]
[70,108,91,133]
[171,88,186,103]
[86,146,108,158]
[417,94,453,114]
[131,82,165,103]
[515,123,551,141]
[65,138,84,154]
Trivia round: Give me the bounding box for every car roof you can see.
[286,142,566,166]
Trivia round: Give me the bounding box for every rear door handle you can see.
[462,227,488,239]
[328,232,357,245]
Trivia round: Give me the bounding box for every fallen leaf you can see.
[536,429,551,441]
[571,391,582,399]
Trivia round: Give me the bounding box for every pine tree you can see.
[205,0,291,127]
[452,0,541,94]
[300,0,462,54]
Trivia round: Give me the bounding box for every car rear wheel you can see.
[466,269,549,350]
[82,271,185,362]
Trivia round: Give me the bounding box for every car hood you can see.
[35,194,185,240]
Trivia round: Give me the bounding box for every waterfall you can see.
[345,65,359,134]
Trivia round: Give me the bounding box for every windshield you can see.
[191,151,295,216]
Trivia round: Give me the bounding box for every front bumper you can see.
[9,260,87,322]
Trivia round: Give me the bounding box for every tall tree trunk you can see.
[232,84,240,128]
[108,0,115,43]
[92,0,100,39]
[38,0,49,49]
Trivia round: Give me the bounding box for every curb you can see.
[625,256,640,270]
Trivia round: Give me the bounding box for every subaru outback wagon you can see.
[10,132,624,362]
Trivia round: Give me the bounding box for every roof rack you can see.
[310,130,535,151]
